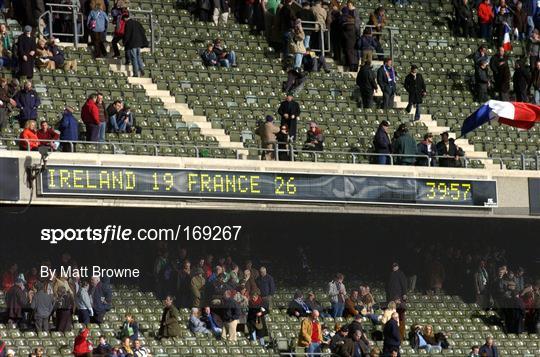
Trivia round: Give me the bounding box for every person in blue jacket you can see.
[58,106,79,152]
[11,80,40,127]
[87,0,108,58]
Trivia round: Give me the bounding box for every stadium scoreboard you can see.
[39,165,498,208]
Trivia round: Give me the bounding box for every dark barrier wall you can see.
[0,158,19,201]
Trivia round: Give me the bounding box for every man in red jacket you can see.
[36,120,60,150]
[81,94,100,142]
[478,0,495,42]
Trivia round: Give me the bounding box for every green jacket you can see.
[159,305,181,338]
[394,133,418,165]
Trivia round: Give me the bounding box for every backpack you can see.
[115,18,126,37]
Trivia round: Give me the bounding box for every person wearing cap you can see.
[377,58,397,109]
[255,115,280,160]
[404,65,426,121]
[475,59,491,102]
[304,121,324,151]
[356,60,377,108]
[16,26,36,79]
[436,132,463,167]
[373,120,392,164]
[278,93,301,140]
[386,263,407,303]
[58,106,79,152]
[417,133,436,166]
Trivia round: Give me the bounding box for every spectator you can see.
[478,0,495,42]
[274,124,290,161]
[298,2,316,49]
[282,68,307,95]
[6,278,27,327]
[403,65,426,121]
[373,120,392,165]
[368,6,386,36]
[132,339,151,357]
[7,79,19,98]
[494,0,511,45]
[16,26,36,80]
[35,39,55,70]
[513,1,527,40]
[256,266,275,309]
[241,269,259,297]
[305,292,327,317]
[328,273,346,318]
[356,60,377,108]
[287,291,311,318]
[297,310,323,357]
[36,120,59,150]
[436,132,463,167]
[191,268,206,308]
[189,307,210,334]
[119,313,140,341]
[87,0,108,58]
[123,13,149,77]
[118,336,134,356]
[357,29,377,65]
[93,335,112,356]
[513,60,531,102]
[76,280,93,325]
[475,60,491,103]
[221,290,241,341]
[0,23,13,69]
[247,293,268,346]
[95,93,107,142]
[341,10,358,72]
[529,29,540,68]
[278,0,298,57]
[344,290,361,318]
[112,105,135,133]
[302,49,329,73]
[416,133,436,166]
[377,58,397,109]
[58,106,79,152]
[255,115,280,160]
[383,312,401,356]
[54,285,74,333]
[0,78,9,130]
[111,3,129,61]
[201,306,223,337]
[490,47,511,101]
[12,80,40,127]
[386,263,407,302]
[47,38,77,71]
[81,94,100,142]
[19,119,39,151]
[393,124,417,165]
[197,0,213,22]
[347,329,371,356]
[278,93,300,140]
[479,336,499,356]
[201,43,219,66]
[303,121,324,151]
[289,20,306,71]
[422,324,443,353]
[213,39,237,68]
[158,295,180,339]
[457,0,475,37]
[30,282,54,332]
[329,325,348,354]
[213,0,230,26]
[312,0,328,48]
[469,345,480,357]
[73,328,93,357]
[428,257,446,294]
[473,45,489,67]
[89,277,109,324]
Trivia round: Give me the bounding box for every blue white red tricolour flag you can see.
[461,100,540,136]
[502,23,512,51]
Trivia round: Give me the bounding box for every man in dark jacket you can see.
[373,120,391,165]
[532,60,540,104]
[416,132,436,166]
[475,60,491,102]
[298,2,316,48]
[89,277,110,324]
[256,266,275,309]
[31,282,54,332]
[58,106,79,152]
[282,69,307,95]
[479,337,499,357]
[201,306,223,337]
[337,329,370,357]
[277,94,301,140]
[6,278,27,327]
[158,295,181,339]
[383,312,401,356]
[404,65,426,121]
[377,58,397,109]
[11,80,41,127]
[456,0,474,37]
[490,47,511,100]
[14,0,44,29]
[436,132,463,167]
[393,124,417,165]
[356,61,377,108]
[357,28,378,64]
[513,60,531,102]
[123,14,149,77]
[386,263,407,302]
[17,26,37,79]
[220,290,241,341]
[286,292,311,318]
[0,78,10,129]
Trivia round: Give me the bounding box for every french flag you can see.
[461,100,540,136]
[502,22,512,51]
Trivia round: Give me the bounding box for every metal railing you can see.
[39,3,83,46]
[362,25,398,60]
[299,20,330,54]
[129,9,160,52]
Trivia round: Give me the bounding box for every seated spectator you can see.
[119,313,140,341]
[47,38,77,71]
[302,49,330,73]
[282,69,307,95]
[246,293,268,346]
[132,339,151,357]
[358,28,378,64]
[34,347,45,357]
[118,337,134,356]
[189,307,211,334]
[35,39,56,70]
[469,345,480,357]
[436,132,464,167]
[303,121,324,151]
[19,119,39,151]
[416,132,436,166]
[58,106,79,152]
[359,285,377,312]
[213,39,237,67]
[344,290,361,317]
[72,328,94,357]
[11,80,41,127]
[420,324,443,353]
[110,105,135,133]
[93,335,112,356]
[305,292,329,318]
[36,120,59,150]
[201,43,218,66]
[201,306,223,337]
[0,23,13,68]
[287,291,312,318]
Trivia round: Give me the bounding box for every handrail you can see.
[299,20,330,54]
[40,3,83,46]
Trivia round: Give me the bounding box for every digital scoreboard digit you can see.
[39,166,498,208]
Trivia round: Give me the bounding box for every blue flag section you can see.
[461,103,493,137]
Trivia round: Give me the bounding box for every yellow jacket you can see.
[297,317,322,347]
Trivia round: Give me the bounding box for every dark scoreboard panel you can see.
[39,165,498,208]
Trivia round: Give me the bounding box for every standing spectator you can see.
[473,45,489,67]
[383,312,401,356]
[289,20,306,71]
[377,58,397,109]
[36,120,59,150]
[312,0,327,51]
[96,93,107,142]
[73,328,93,357]
[0,78,9,129]
[513,1,528,40]
[478,0,495,42]
[303,121,324,151]
[373,120,392,165]
[490,47,511,100]
[513,60,531,102]
[387,263,407,302]
[111,3,129,61]
[81,94,100,142]
[119,313,140,341]
[357,29,378,65]
[297,310,323,357]
[475,60,491,102]
[213,0,230,26]
[494,0,511,45]
[328,273,346,318]
[392,124,417,165]
[479,337,499,356]
[416,133,436,166]
[89,277,109,324]
[255,115,280,160]
[428,257,446,294]
[76,281,93,326]
[1,264,17,293]
[457,0,475,37]
[403,65,426,121]
[436,132,462,167]
[529,29,540,68]
[191,268,206,308]
[87,0,108,58]
[19,119,39,151]
[58,106,79,152]
[12,80,40,127]
[298,2,316,49]
[123,14,149,77]
[256,266,275,310]
[55,285,74,333]
[278,93,301,141]
[241,269,259,297]
[0,23,13,69]
[16,26,36,80]
[221,290,241,341]
[247,293,268,346]
[158,295,180,339]
[341,12,358,72]
[6,278,28,327]
[198,0,213,22]
[31,282,54,332]
[368,6,387,40]
[356,61,377,108]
